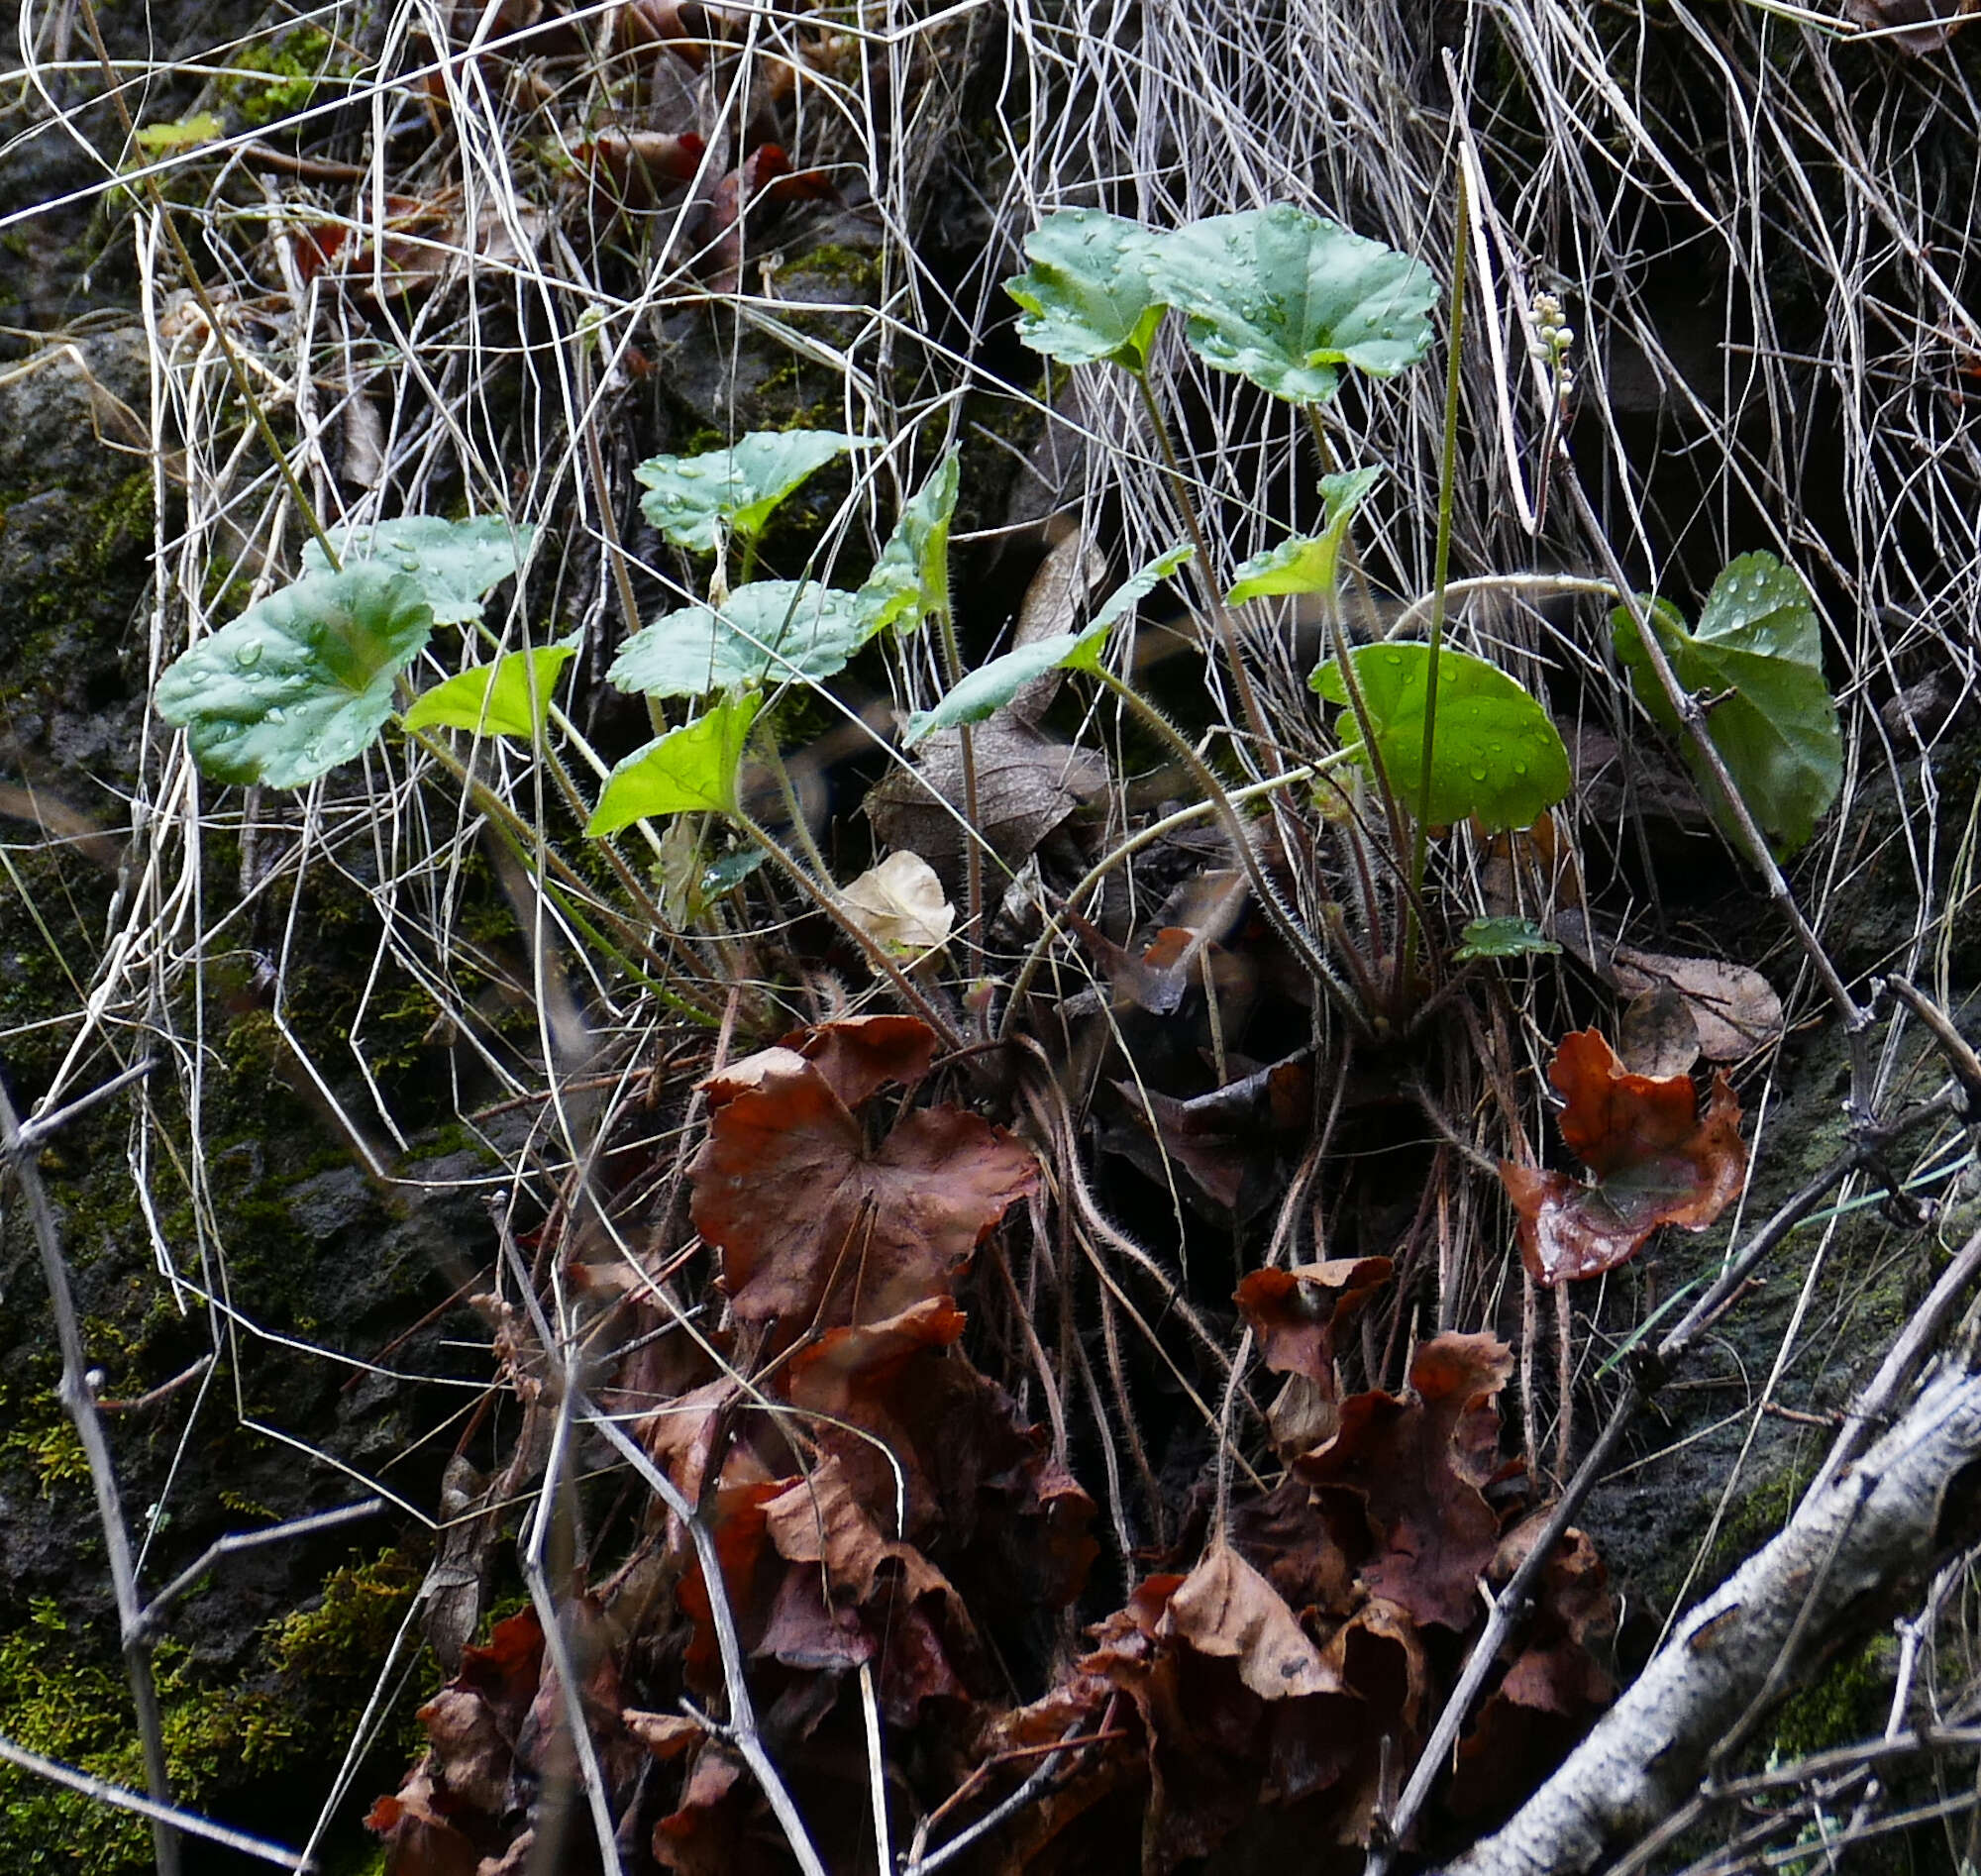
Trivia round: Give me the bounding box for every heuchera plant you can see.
[152,200,1841,1025]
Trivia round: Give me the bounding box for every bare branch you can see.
[1441,1355,1981,1876]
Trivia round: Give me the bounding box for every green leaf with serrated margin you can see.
[1611,553,1840,855]
[902,544,1192,745]
[302,516,533,625]
[1454,916,1562,963]
[586,696,758,834]
[635,432,869,553]
[858,447,960,633]
[1152,206,1435,404]
[1003,209,1168,370]
[1311,643,1570,833]
[609,581,882,699]
[156,567,432,787]
[1226,467,1384,605]
[401,637,580,738]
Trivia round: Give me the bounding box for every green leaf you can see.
[302,516,533,626]
[1151,205,1436,405]
[1003,209,1168,370]
[1612,553,1841,855]
[134,111,225,156]
[608,580,883,699]
[858,447,961,634]
[401,637,580,738]
[586,696,759,834]
[635,431,869,553]
[1311,643,1570,833]
[902,544,1192,745]
[1226,468,1384,605]
[155,567,433,788]
[1454,916,1562,963]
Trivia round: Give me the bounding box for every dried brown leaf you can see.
[691,1029,1035,1326]
[1500,1027,1748,1286]
[1299,1332,1513,1630]
[1167,1540,1341,1700]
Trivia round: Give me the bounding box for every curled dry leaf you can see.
[837,849,955,956]
[1166,1540,1340,1700]
[1500,1027,1749,1287]
[1616,984,1701,1080]
[1613,945,1782,1061]
[1300,1331,1513,1631]
[1110,1049,1314,1213]
[1235,1256,1394,1390]
[866,717,1108,887]
[690,1016,1037,1326]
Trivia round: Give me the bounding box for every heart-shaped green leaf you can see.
[1311,643,1570,833]
[1152,206,1435,404]
[635,431,869,553]
[401,637,581,738]
[1226,467,1383,605]
[156,567,434,788]
[902,545,1191,745]
[586,695,759,834]
[1454,916,1562,963]
[1612,554,1841,855]
[1003,209,1168,370]
[609,580,883,699]
[857,447,960,634]
[302,516,533,625]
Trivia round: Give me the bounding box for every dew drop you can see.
[235,641,263,670]
[266,706,286,723]
[1469,765,1488,782]
[1513,760,1528,776]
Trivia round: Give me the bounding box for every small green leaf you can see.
[1003,209,1168,370]
[609,580,883,699]
[699,849,768,899]
[858,448,960,633]
[1151,205,1436,405]
[1311,643,1570,833]
[134,111,225,156]
[156,567,433,787]
[902,544,1192,745]
[303,516,533,625]
[1454,916,1562,963]
[635,431,869,553]
[401,637,580,738]
[586,696,759,834]
[1226,468,1384,605]
[1612,553,1841,855]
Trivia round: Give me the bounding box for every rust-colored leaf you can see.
[1501,1027,1748,1286]
[575,129,707,214]
[691,1021,1035,1327]
[1299,1332,1513,1631]
[1235,1257,1393,1389]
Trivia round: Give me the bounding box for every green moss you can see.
[216,27,338,129]
[0,1550,427,1876]
[788,242,883,292]
[1769,1632,1895,1761]
[0,1605,286,1875]
[0,1402,91,1499]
